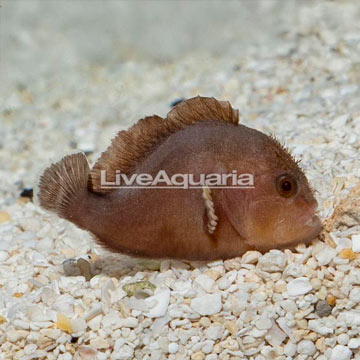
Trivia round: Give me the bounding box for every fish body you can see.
[38,97,322,260]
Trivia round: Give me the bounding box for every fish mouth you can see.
[275,218,322,251]
[304,214,322,228]
[276,214,322,251]
[298,214,323,244]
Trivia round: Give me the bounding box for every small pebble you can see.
[168,342,179,354]
[191,294,222,316]
[0,211,10,224]
[315,300,332,317]
[351,234,360,252]
[20,188,34,200]
[143,288,170,318]
[0,250,9,261]
[330,345,352,360]
[257,250,287,272]
[287,277,312,297]
[337,334,349,346]
[297,340,316,356]
[348,338,360,349]
[56,313,72,333]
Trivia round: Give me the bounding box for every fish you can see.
[37,96,322,260]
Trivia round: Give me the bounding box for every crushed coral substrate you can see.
[1,2,360,360]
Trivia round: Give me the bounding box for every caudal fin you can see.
[37,153,90,218]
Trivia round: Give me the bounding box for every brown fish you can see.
[37,96,322,260]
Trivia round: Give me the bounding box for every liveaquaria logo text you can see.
[100,170,255,189]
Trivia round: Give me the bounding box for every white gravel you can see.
[1,1,360,359]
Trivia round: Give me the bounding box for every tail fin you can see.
[37,153,90,218]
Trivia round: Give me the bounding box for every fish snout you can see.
[294,205,322,246]
[296,198,318,225]
[309,199,318,215]
[302,199,322,240]
[304,213,322,229]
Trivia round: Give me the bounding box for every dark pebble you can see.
[315,300,332,317]
[20,188,33,200]
[70,336,79,343]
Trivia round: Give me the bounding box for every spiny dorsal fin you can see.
[167,96,239,126]
[89,96,239,193]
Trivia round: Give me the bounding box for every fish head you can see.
[240,169,322,251]
[221,135,322,252]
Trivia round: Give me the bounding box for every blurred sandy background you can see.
[1,0,346,91]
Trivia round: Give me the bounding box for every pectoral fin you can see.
[219,188,249,241]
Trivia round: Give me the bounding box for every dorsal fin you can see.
[89,96,239,193]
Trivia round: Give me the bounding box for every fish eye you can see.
[276,174,297,198]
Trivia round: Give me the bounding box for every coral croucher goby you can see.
[37,96,322,260]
